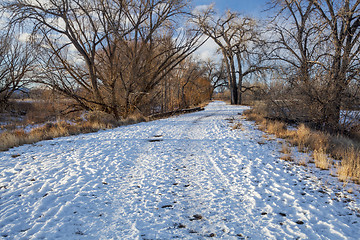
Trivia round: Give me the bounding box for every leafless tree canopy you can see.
[267,0,360,130]
[3,0,204,118]
[193,7,269,105]
[1,0,359,130]
[202,59,228,98]
[0,32,35,108]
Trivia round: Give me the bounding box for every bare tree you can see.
[310,0,360,129]
[0,32,35,109]
[269,0,326,121]
[194,7,268,105]
[4,0,203,118]
[202,59,228,99]
[270,0,360,130]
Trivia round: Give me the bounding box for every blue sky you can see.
[191,0,269,17]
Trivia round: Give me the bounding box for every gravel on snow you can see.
[1,101,360,239]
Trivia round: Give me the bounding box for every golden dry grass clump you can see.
[266,121,288,138]
[280,142,291,154]
[231,122,244,130]
[243,109,360,184]
[0,112,148,152]
[243,109,266,125]
[337,148,360,184]
[313,148,331,170]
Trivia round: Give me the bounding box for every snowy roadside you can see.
[0,101,360,239]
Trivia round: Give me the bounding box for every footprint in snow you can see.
[161,205,173,208]
[190,214,203,221]
[174,223,186,229]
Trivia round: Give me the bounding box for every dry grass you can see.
[280,142,291,154]
[297,156,308,166]
[244,109,360,184]
[0,113,148,152]
[263,134,276,141]
[294,124,311,152]
[266,121,288,138]
[243,110,266,125]
[337,148,360,184]
[280,155,294,162]
[0,98,205,152]
[313,148,331,170]
[231,122,244,130]
[279,142,294,162]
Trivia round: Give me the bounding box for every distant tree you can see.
[0,33,34,109]
[194,8,269,105]
[202,59,228,99]
[176,60,206,108]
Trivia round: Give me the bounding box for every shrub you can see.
[83,111,118,127]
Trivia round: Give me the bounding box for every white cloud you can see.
[193,36,221,62]
[192,4,214,15]
[18,33,31,42]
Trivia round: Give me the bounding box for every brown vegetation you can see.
[231,122,244,130]
[244,109,360,184]
[0,97,208,152]
[269,0,360,130]
[193,7,268,105]
[3,0,208,120]
[0,112,148,152]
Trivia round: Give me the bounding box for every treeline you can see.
[1,0,360,132]
[193,0,360,132]
[0,0,211,120]
[265,0,360,132]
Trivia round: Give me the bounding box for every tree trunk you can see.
[322,79,344,131]
[322,99,341,131]
[229,55,238,105]
[236,51,243,105]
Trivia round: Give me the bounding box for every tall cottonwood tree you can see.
[270,0,360,129]
[194,8,268,105]
[3,0,203,118]
[310,0,360,129]
[269,0,326,121]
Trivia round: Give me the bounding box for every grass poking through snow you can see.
[244,109,360,184]
[0,115,147,152]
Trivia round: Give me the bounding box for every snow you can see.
[1,101,360,239]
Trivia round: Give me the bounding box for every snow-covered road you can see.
[1,101,360,239]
